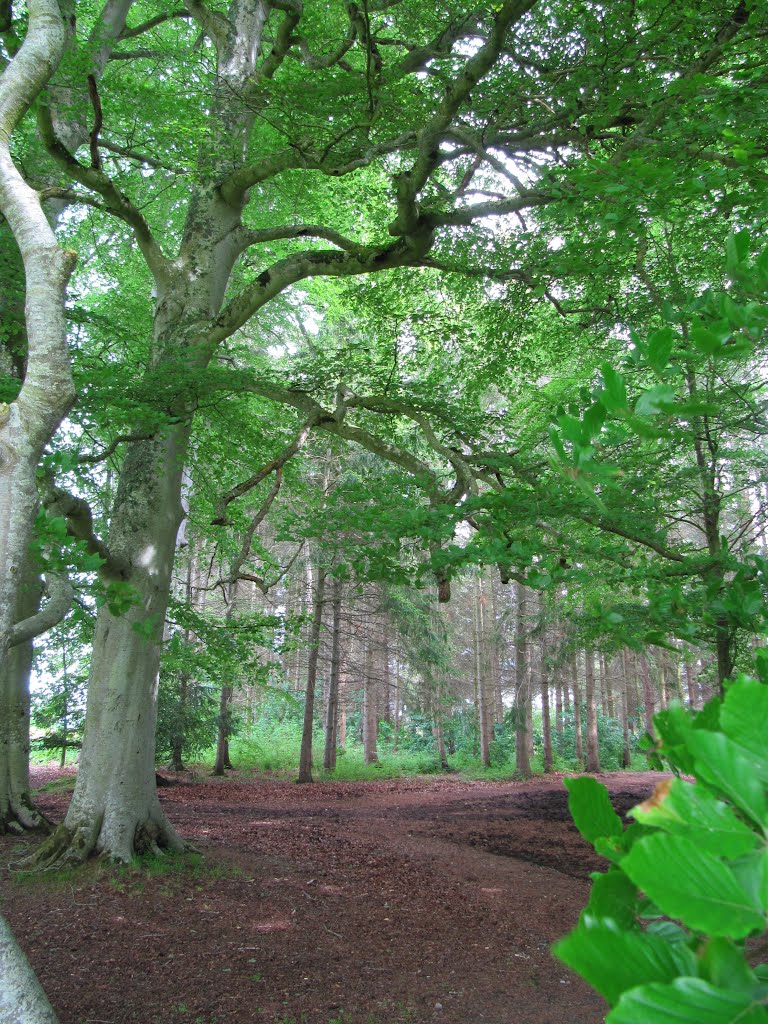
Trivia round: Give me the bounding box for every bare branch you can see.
[8,572,73,647]
[77,432,156,465]
[212,419,315,524]
[228,468,285,581]
[121,10,191,39]
[37,105,171,286]
[87,74,103,170]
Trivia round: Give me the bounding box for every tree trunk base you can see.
[18,806,187,870]
[1,795,52,837]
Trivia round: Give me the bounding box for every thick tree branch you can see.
[8,572,73,648]
[234,222,364,256]
[181,0,230,51]
[389,0,537,238]
[42,480,129,582]
[87,75,103,170]
[36,106,171,286]
[211,232,433,345]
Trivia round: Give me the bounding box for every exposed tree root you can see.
[1,795,52,837]
[14,810,188,871]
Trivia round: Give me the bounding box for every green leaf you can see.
[635,384,675,416]
[601,364,628,411]
[700,938,757,992]
[647,328,676,374]
[686,730,768,827]
[720,678,768,763]
[726,229,751,274]
[585,869,638,928]
[620,834,765,938]
[692,326,723,355]
[558,413,585,444]
[554,918,698,1006]
[583,401,607,439]
[730,848,768,916]
[607,978,768,1024]
[630,777,758,859]
[564,777,624,846]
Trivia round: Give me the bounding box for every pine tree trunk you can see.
[584,646,601,773]
[213,684,233,776]
[541,663,553,773]
[363,621,379,765]
[323,578,343,772]
[572,653,584,766]
[514,583,531,777]
[473,581,489,766]
[641,654,655,735]
[298,569,326,783]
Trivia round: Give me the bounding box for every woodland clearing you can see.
[0,768,662,1024]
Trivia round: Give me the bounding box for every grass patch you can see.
[33,775,77,795]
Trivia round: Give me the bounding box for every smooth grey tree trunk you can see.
[0,574,49,834]
[0,913,59,1024]
[0,0,75,835]
[33,430,191,865]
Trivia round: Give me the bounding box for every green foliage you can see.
[555,671,768,1022]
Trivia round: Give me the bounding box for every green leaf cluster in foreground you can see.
[554,674,768,1023]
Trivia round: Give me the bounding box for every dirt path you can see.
[0,770,664,1024]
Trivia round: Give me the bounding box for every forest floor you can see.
[0,768,666,1024]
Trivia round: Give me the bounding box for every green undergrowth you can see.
[218,727,648,782]
[11,850,244,892]
[33,774,77,795]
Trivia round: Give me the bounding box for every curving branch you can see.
[210,230,433,346]
[234,222,365,256]
[42,479,130,582]
[388,0,537,239]
[8,572,74,648]
[36,105,171,286]
[212,418,316,524]
[256,0,302,81]
[121,10,191,39]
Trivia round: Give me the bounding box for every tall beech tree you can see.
[1,0,760,863]
[0,0,76,834]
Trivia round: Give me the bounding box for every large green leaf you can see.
[630,778,758,859]
[635,384,676,416]
[607,978,768,1024]
[700,938,758,993]
[585,869,638,928]
[685,731,768,828]
[720,679,768,764]
[564,777,623,845]
[601,363,628,411]
[554,917,697,1006]
[647,328,676,374]
[621,834,765,938]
